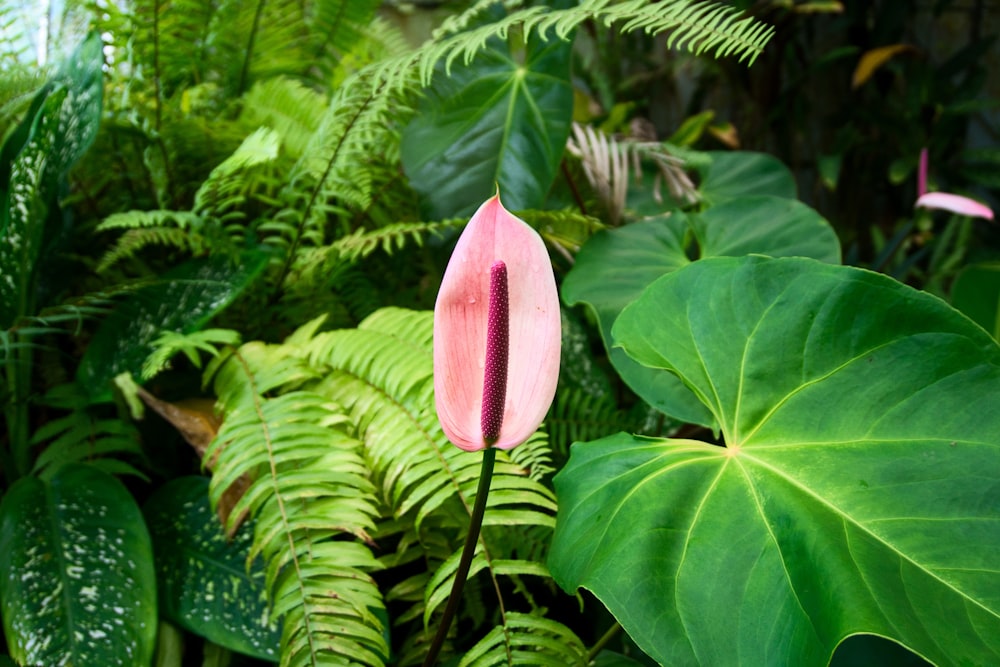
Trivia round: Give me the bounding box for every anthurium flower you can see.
[915,148,993,220]
[434,193,561,452]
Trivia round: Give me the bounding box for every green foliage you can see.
[563,185,841,426]
[401,11,574,218]
[951,262,1000,340]
[29,383,147,481]
[76,252,269,402]
[0,464,157,666]
[141,328,242,380]
[1,32,104,480]
[551,255,1000,666]
[144,476,281,661]
[196,307,581,665]
[373,0,774,92]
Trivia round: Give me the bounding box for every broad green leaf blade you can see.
[401,23,573,219]
[562,198,840,426]
[696,150,798,204]
[77,251,269,402]
[561,214,712,425]
[550,256,1000,667]
[143,476,280,661]
[0,33,103,327]
[0,464,157,666]
[693,196,840,263]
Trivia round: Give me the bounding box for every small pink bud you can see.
[434,194,561,452]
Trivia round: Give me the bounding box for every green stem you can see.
[423,447,497,667]
[587,622,622,662]
[153,621,184,667]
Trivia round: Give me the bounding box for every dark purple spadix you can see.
[480,261,509,444]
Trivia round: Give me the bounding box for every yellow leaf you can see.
[852,44,916,89]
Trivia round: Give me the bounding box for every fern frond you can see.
[566,123,629,224]
[142,328,241,380]
[371,0,773,92]
[192,127,282,218]
[335,219,464,262]
[506,431,554,482]
[240,78,327,159]
[517,209,606,256]
[96,227,210,273]
[29,384,147,480]
[546,387,633,459]
[308,0,382,72]
[207,347,387,667]
[267,68,413,286]
[298,308,575,665]
[459,612,589,667]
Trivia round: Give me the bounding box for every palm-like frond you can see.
[546,387,634,459]
[29,384,147,480]
[372,0,774,91]
[459,613,589,667]
[566,122,699,224]
[206,342,387,667]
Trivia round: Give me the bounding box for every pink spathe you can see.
[434,194,561,452]
[916,192,994,221]
[915,147,993,220]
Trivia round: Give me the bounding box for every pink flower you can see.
[915,148,993,220]
[433,194,561,452]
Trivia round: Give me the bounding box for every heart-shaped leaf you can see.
[0,464,157,667]
[401,19,573,219]
[550,256,1000,667]
[562,196,840,426]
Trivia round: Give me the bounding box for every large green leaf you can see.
[76,251,269,402]
[0,32,103,328]
[562,196,840,426]
[696,150,797,204]
[0,464,157,666]
[550,256,1000,666]
[143,476,280,661]
[400,17,573,219]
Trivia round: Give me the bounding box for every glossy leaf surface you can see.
[551,256,1000,666]
[144,476,280,660]
[401,21,573,219]
[0,464,157,667]
[562,196,839,426]
[0,32,102,328]
[77,251,269,402]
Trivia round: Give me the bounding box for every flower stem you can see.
[422,447,497,667]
